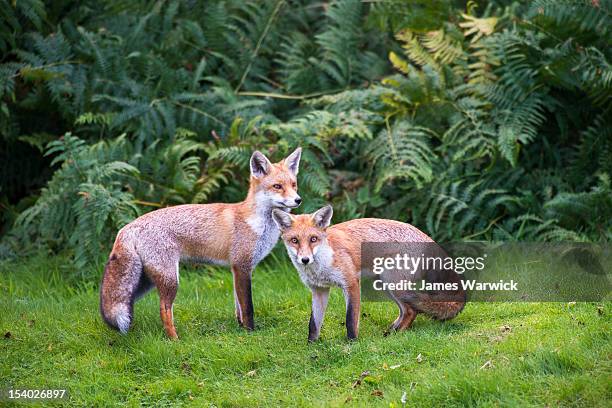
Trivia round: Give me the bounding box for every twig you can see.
[171,101,226,127]
[132,199,163,208]
[463,214,505,240]
[234,0,285,92]
[236,89,343,100]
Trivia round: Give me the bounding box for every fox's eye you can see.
[310,236,318,243]
[273,184,282,190]
[292,182,297,188]
[290,237,298,244]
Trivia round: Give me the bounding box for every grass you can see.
[1,253,610,407]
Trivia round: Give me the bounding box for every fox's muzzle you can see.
[285,195,301,208]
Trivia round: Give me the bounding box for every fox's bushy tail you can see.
[397,278,466,321]
[404,263,467,320]
[100,244,147,334]
[410,294,466,321]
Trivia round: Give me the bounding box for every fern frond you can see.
[367,122,435,191]
[528,0,610,37]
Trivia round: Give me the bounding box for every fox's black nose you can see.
[295,197,302,205]
[301,257,310,265]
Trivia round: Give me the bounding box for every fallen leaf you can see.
[597,306,604,315]
[416,353,423,363]
[401,391,407,404]
[480,360,493,369]
[390,364,401,370]
[246,369,257,377]
[371,389,383,397]
[345,395,353,403]
[352,370,370,388]
[197,382,204,388]
[410,382,417,391]
[27,320,35,327]
[47,343,53,351]
[382,362,389,370]
[500,325,511,333]
[567,302,576,307]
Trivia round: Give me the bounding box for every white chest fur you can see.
[247,210,280,267]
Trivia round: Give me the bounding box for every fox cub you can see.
[100,148,302,339]
[272,205,465,341]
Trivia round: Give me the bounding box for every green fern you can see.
[367,121,435,191]
[3,0,612,269]
[528,0,610,37]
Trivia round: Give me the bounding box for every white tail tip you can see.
[112,305,131,334]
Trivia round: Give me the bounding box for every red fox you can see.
[272,205,465,341]
[100,148,302,339]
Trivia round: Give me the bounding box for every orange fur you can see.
[273,207,466,341]
[100,149,302,338]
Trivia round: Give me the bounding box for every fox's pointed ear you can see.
[272,209,293,232]
[312,205,333,229]
[250,151,272,179]
[283,147,302,176]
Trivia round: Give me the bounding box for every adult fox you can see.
[272,205,466,341]
[100,148,302,339]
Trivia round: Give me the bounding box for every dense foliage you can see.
[1,0,610,267]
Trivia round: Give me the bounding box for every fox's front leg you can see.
[231,261,254,330]
[343,281,361,340]
[308,286,330,342]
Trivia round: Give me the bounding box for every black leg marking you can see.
[346,302,357,340]
[308,312,317,342]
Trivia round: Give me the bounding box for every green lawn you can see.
[1,254,610,407]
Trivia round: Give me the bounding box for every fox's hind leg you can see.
[144,259,180,340]
[385,295,404,335]
[233,288,243,326]
[385,297,417,335]
[396,303,417,331]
